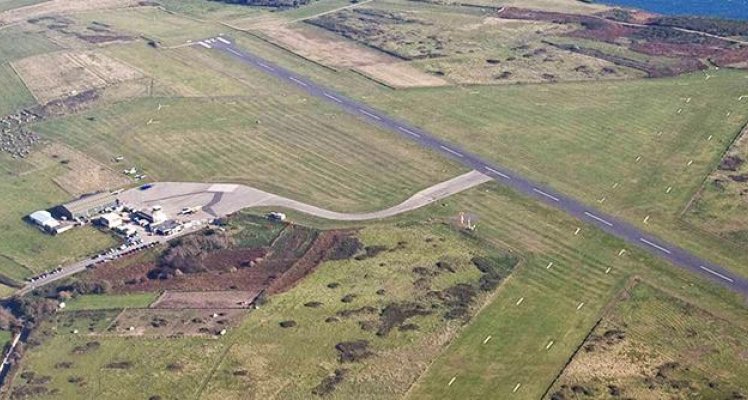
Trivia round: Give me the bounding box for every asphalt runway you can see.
[199,36,748,297]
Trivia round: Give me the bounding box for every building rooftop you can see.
[61,192,118,216]
[29,210,59,228]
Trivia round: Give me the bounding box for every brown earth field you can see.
[249,22,448,87]
[106,308,246,337]
[84,229,351,295]
[150,290,260,309]
[12,50,142,104]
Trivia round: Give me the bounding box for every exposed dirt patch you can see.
[255,23,395,67]
[150,290,260,309]
[719,155,744,171]
[12,51,142,104]
[335,340,373,363]
[376,302,431,337]
[312,368,347,396]
[355,62,448,88]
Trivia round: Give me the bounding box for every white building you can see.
[134,206,167,225]
[29,210,60,231]
[98,213,123,229]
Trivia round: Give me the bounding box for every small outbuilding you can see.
[133,205,167,225]
[151,220,183,236]
[97,213,123,229]
[28,210,60,231]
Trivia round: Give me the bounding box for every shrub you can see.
[335,340,373,363]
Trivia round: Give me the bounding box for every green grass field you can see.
[0,154,118,283]
[0,62,36,116]
[0,26,60,65]
[387,183,748,399]
[306,0,639,84]
[63,293,159,311]
[212,33,748,278]
[156,0,265,21]
[74,7,225,47]
[0,0,47,12]
[4,2,748,399]
[33,45,463,213]
[266,178,748,398]
[200,222,508,399]
[13,324,227,399]
[550,283,748,399]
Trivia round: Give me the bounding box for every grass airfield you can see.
[0,0,747,398]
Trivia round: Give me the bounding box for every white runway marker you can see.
[513,383,521,393]
[258,62,274,71]
[574,227,581,235]
[533,188,560,202]
[289,76,308,87]
[687,160,693,166]
[643,215,650,224]
[699,266,734,283]
[584,212,613,227]
[483,335,492,344]
[597,196,606,204]
[516,297,524,306]
[484,166,511,179]
[448,377,456,387]
[618,249,626,256]
[739,95,747,101]
[546,340,554,350]
[226,48,242,56]
[216,37,231,44]
[397,126,420,138]
[666,186,673,194]
[686,97,691,103]
[640,237,672,254]
[577,302,585,310]
[359,109,381,120]
[635,156,642,163]
[198,41,211,48]
[546,261,553,270]
[605,267,611,274]
[147,119,153,125]
[727,111,732,117]
[677,108,683,114]
[612,182,619,189]
[440,146,464,158]
[323,92,342,103]
[707,135,713,141]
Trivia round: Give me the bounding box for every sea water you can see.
[599,0,748,20]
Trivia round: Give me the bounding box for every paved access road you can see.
[118,170,492,221]
[18,171,490,294]
[197,36,748,297]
